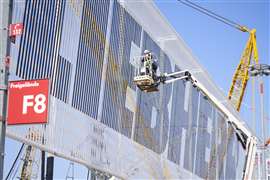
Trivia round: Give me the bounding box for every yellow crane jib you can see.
[228,28,259,111]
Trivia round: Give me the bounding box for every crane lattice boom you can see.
[228,29,258,111]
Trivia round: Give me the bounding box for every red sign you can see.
[9,23,23,37]
[7,79,50,125]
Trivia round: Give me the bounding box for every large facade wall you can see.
[7,0,249,179]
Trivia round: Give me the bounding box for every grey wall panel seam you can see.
[63,59,67,102]
[67,62,72,103]
[32,1,42,79]
[43,1,52,78]
[39,0,46,78]
[19,0,31,78]
[20,1,30,79]
[47,1,56,79]
[24,1,35,79]
[97,0,114,121]
[28,1,40,79]
[67,2,83,105]
[39,1,47,79]
[62,58,66,101]
[60,57,65,101]
[37,0,46,78]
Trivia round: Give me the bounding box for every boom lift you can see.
[134,0,260,179]
[134,69,194,92]
[133,50,195,92]
[133,49,256,179]
[178,1,260,179]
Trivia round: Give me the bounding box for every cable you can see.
[181,0,240,26]
[178,0,237,28]
[5,143,25,180]
[177,0,248,32]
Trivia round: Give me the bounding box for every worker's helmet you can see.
[143,50,152,61]
[143,50,151,55]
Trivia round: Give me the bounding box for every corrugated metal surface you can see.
[102,1,141,136]
[72,0,110,119]
[16,0,65,80]
[51,55,72,103]
[6,0,252,179]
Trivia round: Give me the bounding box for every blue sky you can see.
[4,1,270,179]
[155,0,269,140]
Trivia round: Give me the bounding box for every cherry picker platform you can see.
[133,50,194,92]
[133,70,194,92]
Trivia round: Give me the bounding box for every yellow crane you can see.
[178,0,259,112]
[228,27,258,111]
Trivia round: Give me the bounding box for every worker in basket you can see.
[140,50,158,79]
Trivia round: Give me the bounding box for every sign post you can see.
[0,0,12,178]
[7,79,50,125]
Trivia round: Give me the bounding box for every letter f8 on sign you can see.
[7,79,50,125]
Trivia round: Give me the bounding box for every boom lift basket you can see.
[133,54,159,92]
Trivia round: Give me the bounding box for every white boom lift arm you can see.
[133,51,257,180]
[133,69,194,92]
[159,70,194,84]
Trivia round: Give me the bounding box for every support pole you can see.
[87,169,90,180]
[0,0,12,179]
[259,76,266,179]
[46,155,54,180]
[41,151,45,180]
[251,77,256,135]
